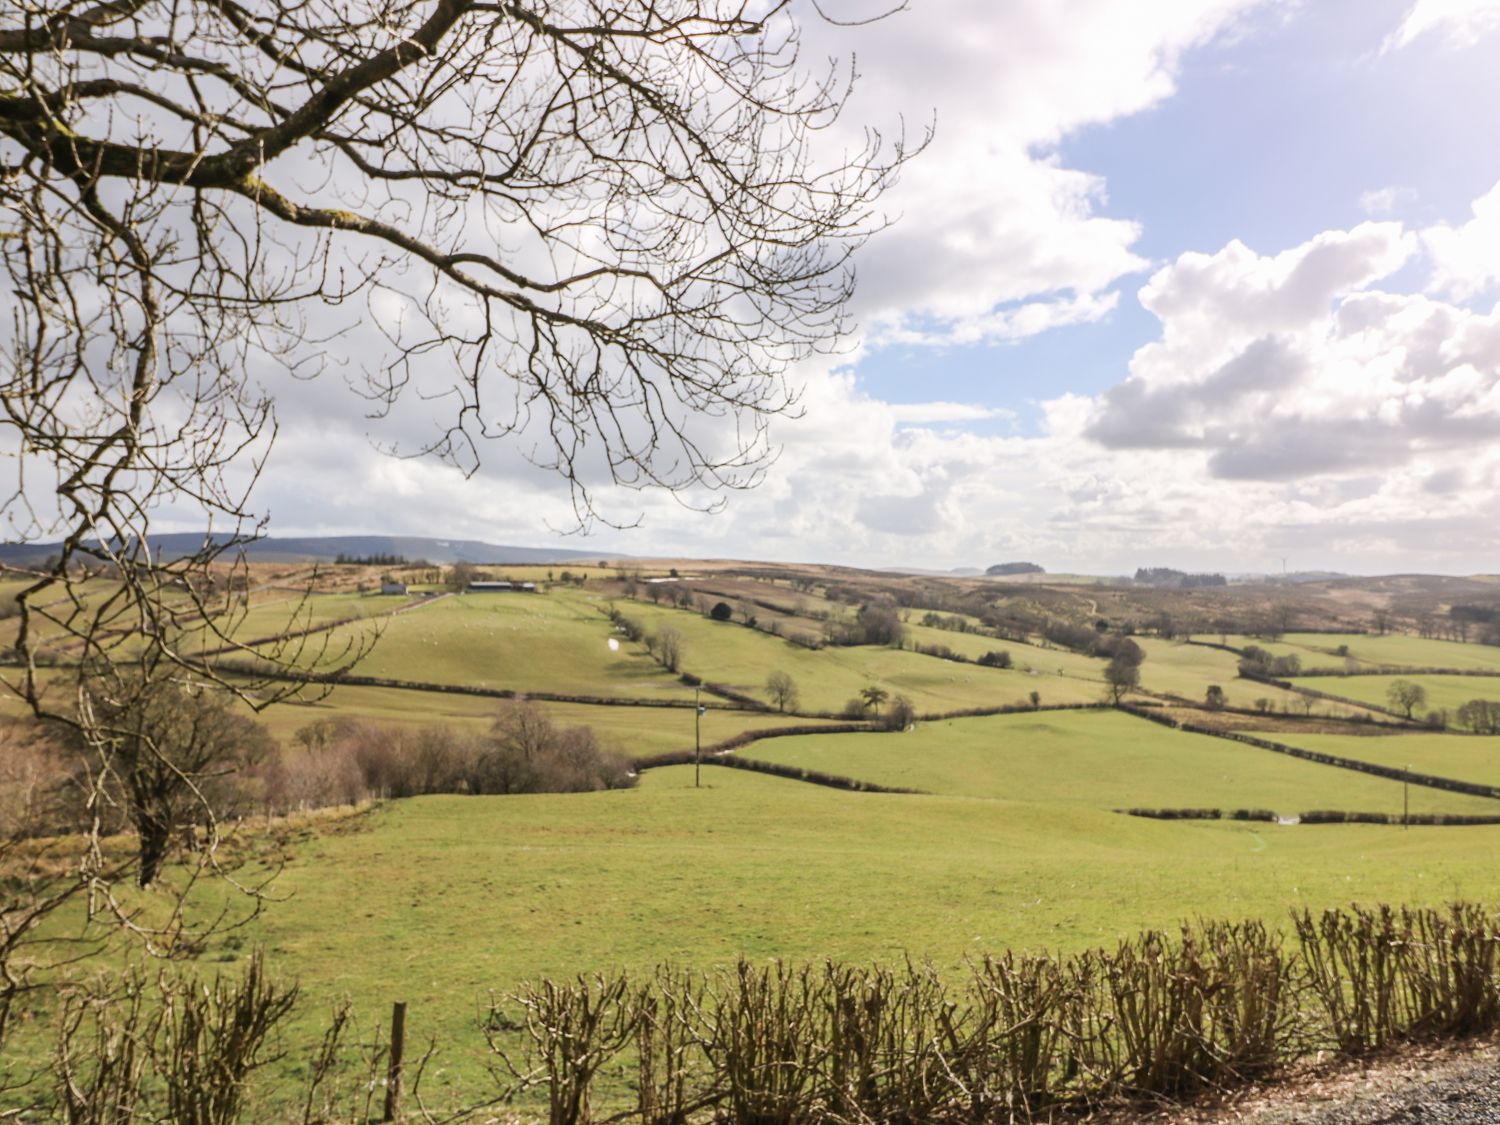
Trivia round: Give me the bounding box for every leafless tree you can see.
[765,669,798,712]
[1386,679,1427,720]
[1,0,910,532]
[75,662,279,887]
[654,624,683,674]
[0,0,911,996]
[1104,652,1140,704]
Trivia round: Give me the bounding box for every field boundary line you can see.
[633,744,925,794]
[214,660,768,711]
[195,590,452,658]
[1115,703,1500,801]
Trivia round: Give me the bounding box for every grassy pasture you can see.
[1289,673,1500,717]
[1226,633,1500,672]
[261,592,696,701]
[741,710,1499,816]
[255,682,829,752]
[163,768,1500,1104]
[1131,639,1325,712]
[612,600,1098,712]
[218,589,391,641]
[20,562,1500,1113]
[1265,730,1500,790]
[902,621,1103,675]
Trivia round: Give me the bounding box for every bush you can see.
[827,602,905,647]
[978,650,1012,669]
[710,601,733,622]
[275,705,635,808]
[1457,699,1500,734]
[881,695,917,731]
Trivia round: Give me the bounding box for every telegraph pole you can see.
[694,686,703,788]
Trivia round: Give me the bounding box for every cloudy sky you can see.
[249,0,1500,575]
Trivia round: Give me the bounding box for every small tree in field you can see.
[1104,653,1141,704]
[449,561,477,591]
[1029,690,1042,709]
[859,685,889,717]
[83,673,276,887]
[765,672,800,714]
[654,627,684,674]
[710,602,734,622]
[1205,685,1227,710]
[1387,679,1427,719]
[882,695,917,731]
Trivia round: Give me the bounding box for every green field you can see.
[1289,673,1500,717]
[743,710,1499,815]
[16,573,1500,1116]
[269,592,696,701]
[1267,730,1500,789]
[1226,632,1500,672]
[614,600,1098,712]
[216,589,393,642]
[1132,639,1325,711]
[174,766,1500,1104]
[250,681,828,754]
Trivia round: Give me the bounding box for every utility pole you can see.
[694,687,703,788]
[1404,764,1410,830]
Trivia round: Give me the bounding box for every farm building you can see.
[379,578,408,595]
[466,580,537,593]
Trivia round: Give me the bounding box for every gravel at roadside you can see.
[1085,1037,1500,1125]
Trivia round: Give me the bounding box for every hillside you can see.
[0,531,621,566]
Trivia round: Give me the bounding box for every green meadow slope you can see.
[17,566,1500,1113]
[186,765,1500,1102]
[742,710,1499,815]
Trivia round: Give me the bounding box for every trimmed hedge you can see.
[1300,810,1500,826]
[632,750,923,794]
[1119,808,1277,822]
[214,661,760,712]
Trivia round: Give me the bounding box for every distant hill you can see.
[0,533,623,567]
[986,562,1045,576]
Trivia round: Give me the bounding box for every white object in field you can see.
[607,637,620,652]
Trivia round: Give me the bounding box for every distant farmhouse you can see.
[379,578,408,595]
[466,580,537,593]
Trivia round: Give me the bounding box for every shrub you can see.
[709,601,733,622]
[826,602,906,648]
[1457,699,1500,734]
[881,695,917,731]
[978,650,1012,669]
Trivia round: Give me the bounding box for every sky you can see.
[234,0,1500,575]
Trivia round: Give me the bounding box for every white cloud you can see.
[806,0,1279,346]
[1085,212,1500,483]
[1383,0,1500,51]
[1424,181,1500,298]
[153,3,1500,576]
[886,402,1015,425]
[1360,185,1416,216]
[645,182,1500,574]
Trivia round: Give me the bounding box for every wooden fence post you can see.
[383,1001,407,1122]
